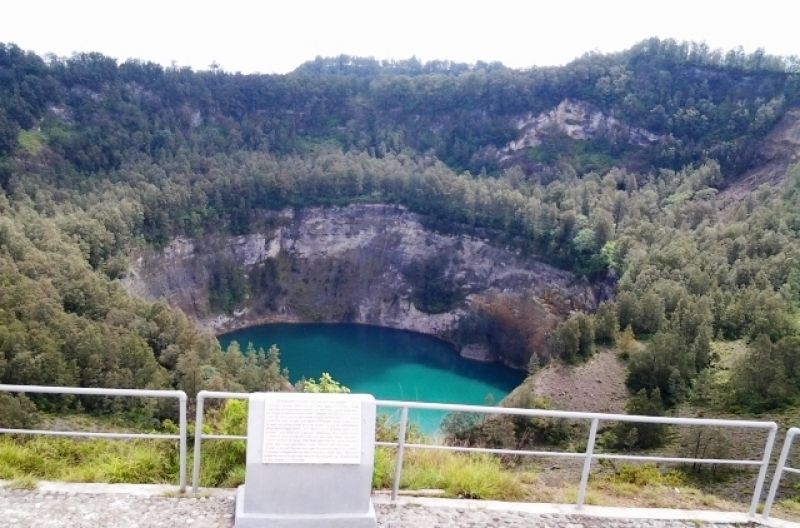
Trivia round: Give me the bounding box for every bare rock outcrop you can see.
[125,204,601,369]
[500,99,661,163]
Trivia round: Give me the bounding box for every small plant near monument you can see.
[299,373,351,393]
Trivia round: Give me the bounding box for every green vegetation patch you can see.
[396,450,525,500]
[605,464,685,488]
[0,436,179,484]
[208,258,248,314]
[16,129,44,156]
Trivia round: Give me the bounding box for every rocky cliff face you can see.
[125,204,601,369]
[501,99,661,159]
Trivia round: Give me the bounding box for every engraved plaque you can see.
[262,396,362,464]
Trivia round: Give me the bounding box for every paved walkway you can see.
[0,483,774,528]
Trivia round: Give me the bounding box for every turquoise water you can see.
[217,323,525,435]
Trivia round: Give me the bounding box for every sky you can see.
[2,0,798,74]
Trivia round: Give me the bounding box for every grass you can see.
[591,464,731,510]
[590,479,729,510]
[605,463,685,487]
[397,450,525,500]
[373,447,394,488]
[559,486,604,506]
[0,437,178,484]
[779,497,800,514]
[5,475,38,490]
[711,340,749,371]
[197,440,246,488]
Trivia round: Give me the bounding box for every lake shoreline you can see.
[217,323,526,434]
[215,319,527,372]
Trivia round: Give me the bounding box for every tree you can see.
[593,211,615,247]
[0,394,38,429]
[594,302,619,345]
[550,317,581,363]
[208,258,248,314]
[264,345,284,390]
[617,388,668,449]
[775,336,800,382]
[680,426,732,477]
[576,313,595,359]
[731,335,793,411]
[618,325,636,359]
[0,108,19,156]
[626,331,691,407]
[550,313,596,363]
[634,292,665,335]
[616,292,638,332]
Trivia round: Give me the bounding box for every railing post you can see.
[577,418,599,509]
[763,428,798,519]
[192,391,207,494]
[749,423,778,517]
[178,392,187,493]
[391,407,409,501]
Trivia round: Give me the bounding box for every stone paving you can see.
[0,488,762,528]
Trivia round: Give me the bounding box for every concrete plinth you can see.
[234,392,377,528]
[234,486,377,528]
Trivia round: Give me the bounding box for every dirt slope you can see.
[721,107,800,201]
[503,349,628,414]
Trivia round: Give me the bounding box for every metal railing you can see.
[763,427,800,519]
[375,401,776,516]
[3,385,795,521]
[191,390,249,493]
[0,384,188,492]
[189,391,777,517]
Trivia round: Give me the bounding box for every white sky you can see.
[2,0,798,74]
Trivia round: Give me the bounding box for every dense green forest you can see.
[1,38,799,426]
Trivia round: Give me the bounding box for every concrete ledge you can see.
[0,480,235,498]
[373,495,752,521]
[3,481,798,527]
[373,495,798,527]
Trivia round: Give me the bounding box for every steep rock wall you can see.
[124,204,601,369]
[500,99,662,161]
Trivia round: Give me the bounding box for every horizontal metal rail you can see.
[188,390,777,517]
[374,399,774,428]
[590,453,763,465]
[763,427,800,519]
[0,384,188,492]
[386,442,587,459]
[0,428,179,440]
[0,384,186,399]
[203,434,247,440]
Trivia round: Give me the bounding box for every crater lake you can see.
[217,323,526,435]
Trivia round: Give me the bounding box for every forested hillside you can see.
[1,38,799,423]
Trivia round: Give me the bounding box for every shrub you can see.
[0,394,39,429]
[607,463,684,487]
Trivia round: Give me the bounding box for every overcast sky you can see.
[3,0,798,74]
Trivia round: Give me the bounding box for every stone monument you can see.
[234,392,377,528]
